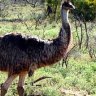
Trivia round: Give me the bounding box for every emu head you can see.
[62,0,75,10]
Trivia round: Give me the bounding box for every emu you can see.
[0,0,75,96]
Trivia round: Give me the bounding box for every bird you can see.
[0,0,75,96]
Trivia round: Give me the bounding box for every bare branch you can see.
[24,0,38,7]
[31,76,52,85]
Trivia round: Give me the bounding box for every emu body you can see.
[0,1,75,96]
[0,32,68,75]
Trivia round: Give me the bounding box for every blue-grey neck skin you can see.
[58,6,71,44]
[61,9,69,25]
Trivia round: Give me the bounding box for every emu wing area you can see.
[0,34,44,74]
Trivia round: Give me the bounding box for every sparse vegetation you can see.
[0,1,96,96]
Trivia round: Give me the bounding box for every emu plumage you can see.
[0,27,69,76]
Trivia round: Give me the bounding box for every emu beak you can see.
[67,0,75,10]
[69,2,75,10]
[72,5,75,9]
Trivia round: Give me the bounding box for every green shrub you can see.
[73,0,96,21]
[42,87,61,96]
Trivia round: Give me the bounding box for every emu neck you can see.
[61,9,69,25]
[58,8,71,53]
[59,8,71,40]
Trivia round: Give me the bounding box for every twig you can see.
[17,14,31,33]
[31,76,52,86]
[13,76,52,86]
[25,0,38,7]
[62,44,77,67]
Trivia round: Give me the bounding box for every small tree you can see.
[73,0,96,21]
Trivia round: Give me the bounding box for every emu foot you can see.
[17,86,25,96]
[1,84,7,96]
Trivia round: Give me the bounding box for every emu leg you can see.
[1,84,7,96]
[1,75,17,96]
[28,69,34,77]
[17,86,24,96]
[28,63,37,77]
[17,72,27,96]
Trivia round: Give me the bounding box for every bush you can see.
[73,0,96,21]
[46,0,96,21]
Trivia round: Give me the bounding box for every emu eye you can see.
[63,2,69,7]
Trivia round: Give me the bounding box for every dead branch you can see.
[61,44,77,68]
[25,0,38,7]
[31,76,52,86]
